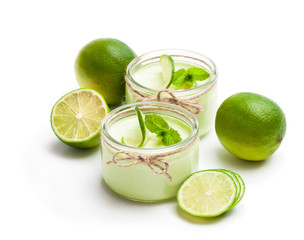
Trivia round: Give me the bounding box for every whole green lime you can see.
[75,38,136,105]
[215,92,286,161]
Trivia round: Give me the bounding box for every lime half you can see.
[51,88,109,148]
[160,54,175,88]
[177,170,237,217]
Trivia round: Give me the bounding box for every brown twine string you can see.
[101,134,199,182]
[136,89,203,114]
[125,76,217,115]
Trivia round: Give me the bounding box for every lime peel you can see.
[215,92,286,161]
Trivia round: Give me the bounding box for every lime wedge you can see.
[51,88,109,148]
[177,170,237,217]
[160,54,175,88]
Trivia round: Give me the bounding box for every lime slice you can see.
[121,106,147,148]
[160,54,175,88]
[135,106,146,147]
[215,169,241,210]
[177,170,237,217]
[121,137,142,147]
[229,170,245,208]
[208,169,245,210]
[51,88,109,148]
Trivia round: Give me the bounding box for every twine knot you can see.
[136,89,203,114]
[107,151,173,182]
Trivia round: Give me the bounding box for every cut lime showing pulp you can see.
[215,169,241,209]
[160,54,175,89]
[51,88,109,148]
[208,169,246,210]
[177,170,237,217]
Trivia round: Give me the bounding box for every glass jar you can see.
[125,49,218,136]
[100,102,199,202]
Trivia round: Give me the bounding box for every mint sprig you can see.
[171,67,210,88]
[145,114,182,146]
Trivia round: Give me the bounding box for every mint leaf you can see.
[145,114,182,146]
[145,114,169,136]
[171,67,210,88]
[186,67,210,81]
[162,128,182,146]
[171,69,187,87]
[184,73,195,87]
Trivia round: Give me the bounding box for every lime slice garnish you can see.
[121,137,142,147]
[121,106,147,148]
[50,88,109,148]
[160,54,175,89]
[177,170,237,217]
[135,106,146,147]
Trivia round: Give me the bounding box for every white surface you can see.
[1,0,303,239]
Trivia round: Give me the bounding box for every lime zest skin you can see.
[215,92,286,161]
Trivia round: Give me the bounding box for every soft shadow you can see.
[216,147,270,171]
[199,130,212,140]
[175,205,232,224]
[100,178,175,206]
[48,139,100,159]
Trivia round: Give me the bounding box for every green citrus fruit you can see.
[51,88,109,148]
[75,38,136,105]
[177,170,237,217]
[215,92,286,161]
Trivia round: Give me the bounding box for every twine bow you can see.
[136,89,203,114]
[107,151,173,182]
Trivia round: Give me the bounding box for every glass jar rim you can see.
[101,101,199,154]
[125,49,218,97]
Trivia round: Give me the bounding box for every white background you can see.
[1,0,303,239]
